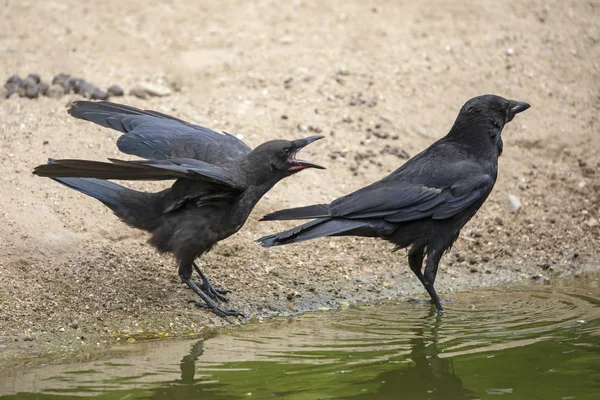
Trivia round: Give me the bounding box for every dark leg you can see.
[193,262,230,302]
[407,245,438,308]
[423,250,444,313]
[408,245,426,286]
[178,263,242,318]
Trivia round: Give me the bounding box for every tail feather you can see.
[261,204,329,221]
[34,158,183,181]
[45,160,160,231]
[52,176,126,209]
[258,218,386,247]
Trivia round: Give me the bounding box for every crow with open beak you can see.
[33,101,324,317]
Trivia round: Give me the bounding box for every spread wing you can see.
[33,158,246,191]
[68,101,252,166]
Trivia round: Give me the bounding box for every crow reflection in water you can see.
[348,313,477,400]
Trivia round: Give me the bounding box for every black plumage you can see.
[259,94,530,312]
[34,101,324,317]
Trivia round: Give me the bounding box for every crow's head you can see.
[246,135,325,180]
[451,94,530,155]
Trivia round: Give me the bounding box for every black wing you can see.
[33,158,246,191]
[329,174,493,222]
[263,174,492,223]
[68,101,252,166]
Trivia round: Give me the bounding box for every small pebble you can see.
[20,78,39,98]
[6,74,21,85]
[52,73,70,92]
[38,82,49,96]
[297,124,309,132]
[4,83,18,97]
[129,86,148,99]
[279,35,294,44]
[27,73,41,84]
[107,84,124,97]
[71,322,79,329]
[507,194,522,211]
[137,82,171,97]
[91,89,109,100]
[46,84,65,99]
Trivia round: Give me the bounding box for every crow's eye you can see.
[283,148,292,156]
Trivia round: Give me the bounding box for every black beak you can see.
[509,100,530,116]
[288,135,325,171]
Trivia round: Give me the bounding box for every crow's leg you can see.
[423,250,444,313]
[193,261,230,302]
[408,245,426,286]
[178,263,242,318]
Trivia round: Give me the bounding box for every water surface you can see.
[1,274,599,399]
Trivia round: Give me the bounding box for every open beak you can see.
[287,135,325,171]
[508,100,531,121]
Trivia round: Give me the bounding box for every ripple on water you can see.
[0,275,598,399]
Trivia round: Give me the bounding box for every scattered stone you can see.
[20,78,39,98]
[6,74,21,85]
[4,83,18,97]
[91,89,109,100]
[46,84,65,99]
[38,82,49,96]
[469,258,478,265]
[281,114,288,120]
[337,65,349,76]
[107,84,124,97]
[52,73,71,92]
[27,73,41,84]
[297,124,309,132]
[137,82,171,97]
[585,218,598,228]
[531,274,542,281]
[469,267,479,273]
[59,327,65,332]
[279,35,294,44]
[129,86,148,99]
[71,322,79,330]
[507,194,522,211]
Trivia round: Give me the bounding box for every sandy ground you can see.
[0,0,598,361]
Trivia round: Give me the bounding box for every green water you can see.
[1,275,599,399]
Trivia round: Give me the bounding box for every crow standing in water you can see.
[260,95,530,312]
[33,101,324,317]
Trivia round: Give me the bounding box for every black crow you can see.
[259,94,530,312]
[33,101,324,317]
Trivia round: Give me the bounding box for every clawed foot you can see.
[196,280,230,302]
[407,297,455,313]
[182,273,242,319]
[188,300,244,318]
[193,262,231,302]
